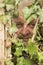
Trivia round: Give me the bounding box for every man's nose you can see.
[22,28,29,35]
[22,24,27,35]
[22,30,26,35]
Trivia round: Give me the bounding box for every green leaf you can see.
[17,57,33,65]
[23,59,33,65]
[0,14,11,24]
[22,5,41,19]
[22,5,41,24]
[38,52,43,62]
[22,7,33,19]
[35,36,41,41]
[0,3,5,8]
[32,53,39,63]
[5,59,14,65]
[3,0,15,4]
[16,39,23,46]
[14,47,23,56]
[33,5,41,12]
[9,23,18,35]
[11,38,23,46]
[11,37,17,43]
[1,15,8,24]
[6,4,14,11]
[39,9,43,23]
[17,57,24,65]
[13,10,18,18]
[15,0,19,6]
[26,39,38,58]
[26,14,37,24]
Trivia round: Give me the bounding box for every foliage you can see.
[26,39,38,58]
[5,59,14,65]
[22,4,41,24]
[0,0,43,65]
[17,57,33,65]
[9,23,18,35]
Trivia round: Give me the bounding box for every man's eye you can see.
[16,22,23,28]
[18,34,24,39]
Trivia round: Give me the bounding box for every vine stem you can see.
[32,17,39,42]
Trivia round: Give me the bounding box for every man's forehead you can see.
[18,0,35,10]
[19,0,35,3]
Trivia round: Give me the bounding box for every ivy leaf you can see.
[23,59,33,65]
[1,15,8,24]
[35,36,41,41]
[32,53,39,63]
[0,14,11,24]
[3,0,15,4]
[26,39,38,58]
[15,0,19,6]
[22,5,41,24]
[33,5,41,12]
[39,9,43,23]
[22,5,41,19]
[17,57,33,65]
[6,4,14,11]
[17,57,24,65]
[15,39,23,46]
[36,8,43,23]
[9,23,18,35]
[22,7,33,19]
[26,14,37,24]
[13,10,18,18]
[11,37,17,43]
[14,47,23,56]
[0,3,5,8]
[11,38,23,46]
[0,15,9,24]
[38,52,43,62]
[5,59,14,65]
